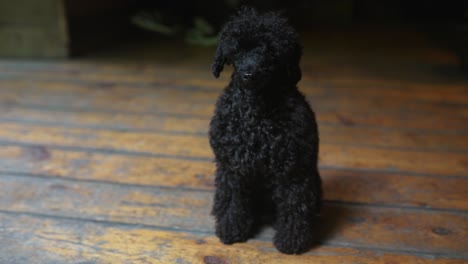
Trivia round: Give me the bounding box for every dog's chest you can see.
[210,89,294,166]
[219,104,285,159]
[226,119,275,166]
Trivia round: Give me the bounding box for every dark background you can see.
[1,0,468,69]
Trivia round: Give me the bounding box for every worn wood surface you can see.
[0,28,467,263]
[2,212,465,264]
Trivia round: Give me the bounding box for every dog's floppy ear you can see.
[287,43,303,85]
[212,45,225,78]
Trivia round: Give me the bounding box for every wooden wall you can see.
[0,0,69,58]
[0,0,132,58]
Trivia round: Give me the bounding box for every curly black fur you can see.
[209,7,322,254]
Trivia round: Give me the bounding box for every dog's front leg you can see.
[272,177,319,254]
[212,167,255,244]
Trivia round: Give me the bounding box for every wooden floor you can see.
[0,27,467,263]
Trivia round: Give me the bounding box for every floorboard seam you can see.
[1,171,467,214]
[0,209,465,260]
[0,140,467,178]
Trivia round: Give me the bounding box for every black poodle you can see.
[209,7,322,254]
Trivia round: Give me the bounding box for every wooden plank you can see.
[1,145,467,211]
[2,68,468,106]
[1,108,467,151]
[0,175,467,257]
[0,213,463,264]
[306,79,468,104]
[2,102,466,133]
[0,50,453,82]
[0,123,467,176]
[318,111,468,131]
[0,122,213,157]
[0,107,211,135]
[1,60,466,90]
[1,78,467,118]
[1,57,467,99]
[320,145,468,177]
[1,59,461,86]
[0,145,216,190]
[0,61,217,79]
[322,169,468,210]
[0,70,228,89]
[0,79,466,132]
[0,88,218,118]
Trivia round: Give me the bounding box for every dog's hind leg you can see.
[212,167,255,244]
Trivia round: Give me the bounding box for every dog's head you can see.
[212,7,302,87]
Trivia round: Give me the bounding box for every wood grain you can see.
[1,108,467,150]
[0,123,466,176]
[1,212,464,264]
[1,78,467,116]
[1,27,467,262]
[320,144,468,177]
[0,175,467,257]
[1,78,466,132]
[3,69,467,97]
[1,145,467,211]
[2,102,466,133]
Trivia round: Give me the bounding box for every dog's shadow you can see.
[252,170,369,252]
[312,171,363,247]
[311,202,353,248]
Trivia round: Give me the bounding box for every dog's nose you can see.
[242,72,252,81]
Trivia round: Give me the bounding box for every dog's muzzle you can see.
[242,72,253,82]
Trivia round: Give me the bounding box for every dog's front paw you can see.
[215,213,253,244]
[274,227,312,254]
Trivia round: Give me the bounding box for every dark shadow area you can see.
[59,0,468,73]
[1,0,467,65]
[248,172,362,253]
[311,203,354,248]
